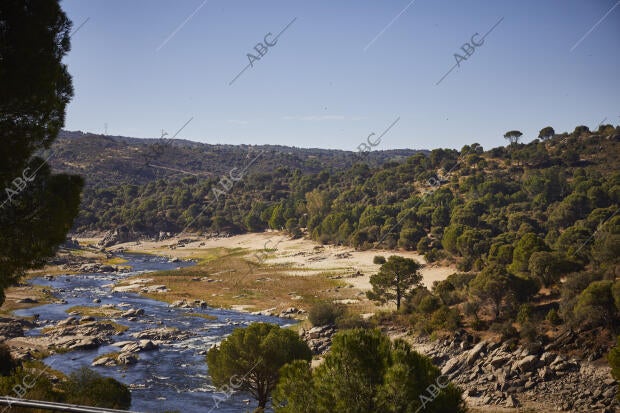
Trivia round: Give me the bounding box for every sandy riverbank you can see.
[99,231,455,291]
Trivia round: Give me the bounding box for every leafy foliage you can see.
[609,336,620,401]
[273,329,466,413]
[367,256,423,310]
[0,365,130,411]
[0,0,83,304]
[61,367,131,409]
[573,280,618,329]
[206,323,312,409]
[45,116,620,339]
[0,343,16,376]
[308,301,343,326]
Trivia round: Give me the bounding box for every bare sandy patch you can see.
[88,231,456,293]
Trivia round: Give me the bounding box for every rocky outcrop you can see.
[92,352,139,367]
[79,263,119,273]
[92,339,158,367]
[6,318,124,360]
[131,327,192,342]
[42,318,122,351]
[0,320,27,341]
[301,324,336,355]
[169,299,208,309]
[249,307,307,318]
[415,330,619,412]
[279,307,306,318]
[121,308,145,318]
[98,226,135,248]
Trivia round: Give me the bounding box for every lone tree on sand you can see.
[367,255,423,310]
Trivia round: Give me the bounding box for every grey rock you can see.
[515,355,538,372]
[466,341,487,365]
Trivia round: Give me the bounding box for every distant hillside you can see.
[51,130,423,190]
[48,127,619,249]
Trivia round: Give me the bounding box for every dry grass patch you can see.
[128,250,365,314]
[0,284,54,315]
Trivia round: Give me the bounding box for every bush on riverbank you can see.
[62,367,131,409]
[308,301,342,326]
[0,362,131,411]
[0,343,16,376]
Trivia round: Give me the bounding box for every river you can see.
[14,253,291,412]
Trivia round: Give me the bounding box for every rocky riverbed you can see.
[2,253,292,412]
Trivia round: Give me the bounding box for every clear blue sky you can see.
[61,0,620,151]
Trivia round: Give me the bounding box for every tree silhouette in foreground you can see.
[0,0,83,304]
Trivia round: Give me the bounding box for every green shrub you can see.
[403,286,432,314]
[416,237,429,253]
[490,321,518,341]
[0,366,61,409]
[519,321,538,343]
[446,273,476,290]
[424,248,445,263]
[308,301,343,326]
[608,336,620,401]
[573,280,616,328]
[369,310,402,327]
[0,343,17,376]
[456,257,473,272]
[418,295,441,314]
[273,329,467,413]
[545,308,561,325]
[335,312,369,330]
[517,304,532,324]
[560,270,603,320]
[62,367,131,410]
[470,318,486,331]
[463,301,479,319]
[373,255,386,265]
[416,305,462,334]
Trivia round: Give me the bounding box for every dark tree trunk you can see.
[258,392,267,409]
[396,274,401,311]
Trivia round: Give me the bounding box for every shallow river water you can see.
[15,253,290,412]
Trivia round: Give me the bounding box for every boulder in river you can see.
[93,352,139,367]
[121,308,145,318]
[131,327,192,342]
[121,340,158,353]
